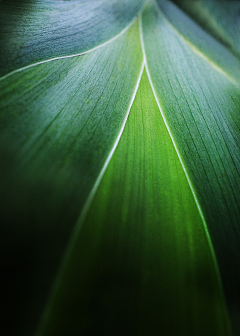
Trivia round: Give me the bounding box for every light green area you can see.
[38,70,231,336]
[142,2,240,227]
[142,0,240,262]
[0,0,144,76]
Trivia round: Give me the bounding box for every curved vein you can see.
[139,11,227,300]
[35,61,145,335]
[0,14,138,83]
[154,0,239,86]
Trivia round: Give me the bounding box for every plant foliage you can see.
[1,0,240,335]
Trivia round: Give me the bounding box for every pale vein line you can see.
[0,15,138,83]
[139,10,230,313]
[154,0,239,86]
[75,61,144,229]
[36,61,145,335]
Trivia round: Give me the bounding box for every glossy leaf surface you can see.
[0,0,240,335]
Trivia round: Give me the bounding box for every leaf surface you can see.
[38,69,231,336]
[169,0,240,57]
[0,0,144,76]
[156,0,240,82]
[1,0,240,335]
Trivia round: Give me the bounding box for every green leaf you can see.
[0,0,240,335]
[37,68,231,336]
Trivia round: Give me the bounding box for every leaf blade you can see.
[38,69,232,336]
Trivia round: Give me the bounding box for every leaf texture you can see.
[0,0,240,335]
[0,20,143,336]
[0,0,144,76]
[170,0,240,57]
[157,0,240,83]
[141,0,240,331]
[37,69,231,336]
